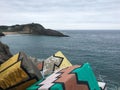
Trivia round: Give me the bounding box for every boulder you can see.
[0,32,5,36]
[0,41,12,64]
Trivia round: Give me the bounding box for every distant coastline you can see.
[0,23,69,37]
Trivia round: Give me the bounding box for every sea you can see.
[0,30,120,90]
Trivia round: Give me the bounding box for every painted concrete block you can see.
[27,63,102,90]
[38,51,72,76]
[0,52,42,90]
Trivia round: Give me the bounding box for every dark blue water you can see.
[1,30,120,90]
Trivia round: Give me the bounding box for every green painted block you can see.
[50,83,64,90]
[72,63,100,90]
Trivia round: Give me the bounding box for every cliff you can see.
[0,23,68,37]
[0,41,12,64]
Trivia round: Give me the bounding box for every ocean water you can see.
[1,30,120,90]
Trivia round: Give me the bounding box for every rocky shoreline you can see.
[0,41,12,64]
[0,32,5,36]
[0,23,69,37]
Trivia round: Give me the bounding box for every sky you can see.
[0,0,120,30]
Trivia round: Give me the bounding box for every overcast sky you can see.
[0,0,120,30]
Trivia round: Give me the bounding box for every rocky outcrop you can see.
[0,23,69,37]
[0,41,12,64]
[0,32,5,36]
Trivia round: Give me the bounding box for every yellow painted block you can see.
[54,51,72,69]
[0,61,29,89]
[10,79,37,90]
[0,53,19,72]
[0,52,42,89]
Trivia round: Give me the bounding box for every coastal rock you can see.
[0,41,12,64]
[0,23,69,37]
[0,32,5,36]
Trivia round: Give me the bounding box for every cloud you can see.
[0,0,120,29]
[1,0,120,12]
